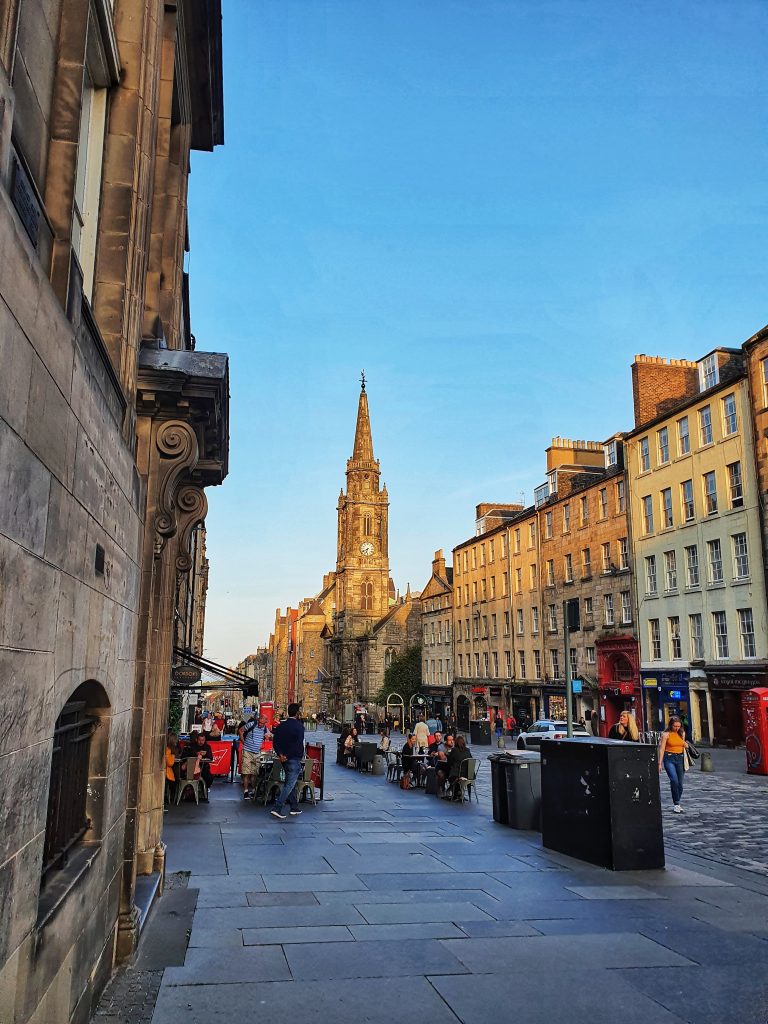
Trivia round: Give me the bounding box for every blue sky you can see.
[188,0,768,665]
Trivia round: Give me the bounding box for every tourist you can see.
[239,712,271,799]
[413,716,430,750]
[494,709,504,739]
[165,731,179,804]
[609,710,639,742]
[400,733,418,786]
[271,703,306,820]
[185,731,214,791]
[435,734,455,793]
[344,726,359,767]
[658,715,687,813]
[445,735,472,800]
[377,727,391,754]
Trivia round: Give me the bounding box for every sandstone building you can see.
[0,3,228,1022]
[419,549,453,719]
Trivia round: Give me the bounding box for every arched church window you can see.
[362,580,374,610]
[363,514,372,536]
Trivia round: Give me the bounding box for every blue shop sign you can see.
[572,679,583,694]
[641,670,689,690]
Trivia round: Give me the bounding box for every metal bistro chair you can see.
[256,759,285,805]
[176,757,208,805]
[297,757,318,805]
[356,742,378,774]
[386,750,402,783]
[455,758,480,804]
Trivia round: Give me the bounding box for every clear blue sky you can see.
[188,0,767,666]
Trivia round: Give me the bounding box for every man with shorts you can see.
[239,712,270,799]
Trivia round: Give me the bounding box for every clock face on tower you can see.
[360,542,375,556]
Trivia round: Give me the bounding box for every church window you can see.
[362,581,374,610]
[363,514,372,536]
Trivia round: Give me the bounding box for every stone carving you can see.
[153,420,199,546]
[175,485,208,574]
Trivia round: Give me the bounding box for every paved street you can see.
[92,730,768,1024]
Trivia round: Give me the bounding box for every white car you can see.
[516,719,590,750]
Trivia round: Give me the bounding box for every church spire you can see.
[351,372,374,462]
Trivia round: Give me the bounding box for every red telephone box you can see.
[741,688,768,776]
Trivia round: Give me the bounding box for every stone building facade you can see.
[0,3,228,1022]
[627,350,767,745]
[419,549,453,717]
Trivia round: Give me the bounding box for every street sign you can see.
[572,679,583,694]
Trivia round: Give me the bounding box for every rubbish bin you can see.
[541,738,664,870]
[470,720,491,745]
[488,753,510,825]
[502,752,541,831]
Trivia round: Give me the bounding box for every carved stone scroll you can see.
[153,420,199,546]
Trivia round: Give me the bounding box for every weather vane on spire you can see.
[360,369,366,392]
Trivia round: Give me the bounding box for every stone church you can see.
[321,379,421,713]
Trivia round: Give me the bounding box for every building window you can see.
[500,534,507,557]
[533,649,542,678]
[517,609,524,635]
[548,605,557,632]
[689,614,704,660]
[514,529,520,554]
[677,416,690,455]
[505,651,512,677]
[649,619,662,661]
[569,648,578,678]
[472,581,478,602]
[545,511,553,538]
[681,479,694,522]
[584,596,593,617]
[639,437,650,472]
[738,608,756,659]
[581,547,591,577]
[685,545,699,588]
[707,539,724,584]
[668,616,682,659]
[518,651,526,678]
[455,588,461,609]
[463,551,468,572]
[481,578,487,600]
[645,555,657,596]
[618,537,629,571]
[601,542,611,573]
[491,613,497,637]
[616,479,626,514]
[728,461,743,508]
[563,503,571,533]
[712,610,729,659]
[457,654,463,675]
[480,544,486,566]
[605,440,618,467]
[362,581,374,610]
[664,550,678,591]
[504,610,511,635]
[564,553,573,583]
[550,649,560,679]
[580,495,589,526]
[732,533,750,580]
[603,593,614,626]
[502,573,508,596]
[531,606,539,634]
[464,584,469,604]
[363,514,372,535]
[489,539,495,562]
[515,568,522,593]
[491,651,498,677]
[660,487,673,529]
[546,559,555,586]
[586,646,596,665]
[473,615,480,638]
[72,71,108,300]
[529,522,536,547]
[599,488,608,518]
[657,427,670,465]
[621,591,632,624]
[529,564,537,589]
[642,495,654,535]
[722,393,737,436]
[700,354,719,390]
[42,697,97,887]
[472,548,477,570]
[703,471,718,515]
[699,406,713,446]
[475,653,481,675]
[465,618,470,641]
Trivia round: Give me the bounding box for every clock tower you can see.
[335,374,390,634]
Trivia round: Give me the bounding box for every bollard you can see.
[700,750,714,772]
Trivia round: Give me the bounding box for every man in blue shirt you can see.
[239,712,271,799]
[271,703,305,820]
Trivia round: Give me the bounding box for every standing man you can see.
[271,703,306,820]
[239,712,271,799]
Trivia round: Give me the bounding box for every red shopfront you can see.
[597,635,642,736]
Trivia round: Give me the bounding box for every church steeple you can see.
[351,371,374,463]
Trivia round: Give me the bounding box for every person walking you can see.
[608,710,639,742]
[271,703,306,820]
[239,712,271,799]
[413,716,430,751]
[658,715,687,813]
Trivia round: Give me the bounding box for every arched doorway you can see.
[456,695,470,731]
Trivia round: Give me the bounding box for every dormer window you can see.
[699,354,719,392]
[604,440,617,468]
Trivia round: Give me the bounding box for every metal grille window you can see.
[699,406,713,446]
[677,416,690,455]
[728,461,743,508]
[689,614,704,660]
[649,619,662,660]
[712,611,729,659]
[685,545,699,587]
[703,471,718,514]
[657,427,669,464]
[738,608,756,659]
[722,393,737,436]
[645,555,657,595]
[669,617,682,659]
[708,539,724,583]
[42,701,95,886]
[732,533,749,579]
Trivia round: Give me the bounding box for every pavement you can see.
[92,729,768,1024]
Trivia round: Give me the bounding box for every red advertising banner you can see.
[207,739,233,777]
[305,741,325,799]
[260,701,275,751]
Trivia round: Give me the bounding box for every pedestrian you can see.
[494,709,504,739]
[400,733,418,788]
[446,712,457,738]
[658,715,687,813]
[239,712,271,799]
[413,716,430,751]
[608,711,639,741]
[270,703,306,820]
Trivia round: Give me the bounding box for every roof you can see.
[626,371,747,439]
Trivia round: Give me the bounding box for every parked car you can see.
[516,719,590,750]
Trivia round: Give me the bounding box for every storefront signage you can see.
[471,686,487,694]
[669,690,683,700]
[172,664,202,685]
[572,679,583,694]
[708,672,766,691]
[641,670,688,689]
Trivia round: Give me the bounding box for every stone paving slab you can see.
[281,937,470,979]
[616,965,768,1024]
[162,945,291,985]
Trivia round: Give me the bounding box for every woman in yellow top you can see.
[165,731,179,805]
[658,716,686,813]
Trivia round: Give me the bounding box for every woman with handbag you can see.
[658,715,687,813]
[608,711,639,741]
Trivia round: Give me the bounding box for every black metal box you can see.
[541,738,664,870]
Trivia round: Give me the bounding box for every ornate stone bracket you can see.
[175,484,208,575]
[153,420,199,555]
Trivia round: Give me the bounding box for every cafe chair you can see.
[258,759,286,805]
[455,758,479,804]
[297,758,318,805]
[386,750,402,783]
[176,757,208,805]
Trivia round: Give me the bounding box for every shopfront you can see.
[707,667,768,748]
[641,670,690,732]
[597,636,641,736]
[422,685,452,722]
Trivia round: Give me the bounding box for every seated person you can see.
[165,731,179,802]
[344,727,359,767]
[427,731,444,761]
[400,733,419,784]
[435,734,454,790]
[445,736,472,799]
[184,731,214,790]
[377,727,391,754]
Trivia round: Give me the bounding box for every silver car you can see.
[516,719,590,750]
